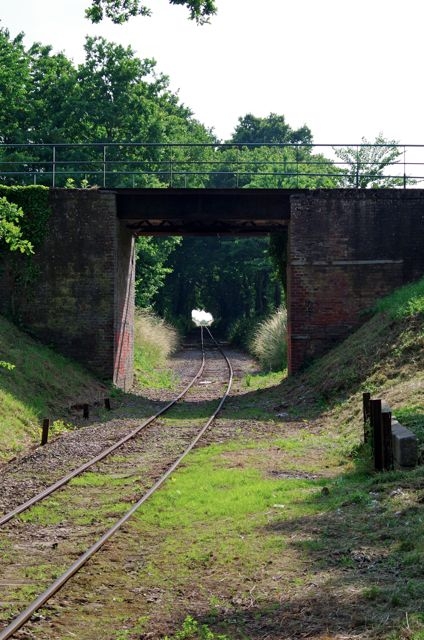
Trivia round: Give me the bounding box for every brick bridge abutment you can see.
[0,189,422,388]
[0,190,135,390]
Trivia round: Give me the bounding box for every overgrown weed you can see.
[249,306,287,371]
[134,309,179,389]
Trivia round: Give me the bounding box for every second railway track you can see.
[0,329,233,640]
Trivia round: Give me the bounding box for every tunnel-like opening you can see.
[134,233,287,347]
[117,188,292,380]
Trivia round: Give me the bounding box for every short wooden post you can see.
[41,418,50,446]
[362,392,371,442]
[370,398,383,471]
[382,409,393,470]
[83,403,89,419]
[104,398,111,411]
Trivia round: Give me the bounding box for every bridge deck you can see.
[114,188,292,235]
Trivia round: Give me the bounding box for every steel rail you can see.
[0,328,233,640]
[0,343,207,528]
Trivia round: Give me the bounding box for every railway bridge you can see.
[1,187,423,388]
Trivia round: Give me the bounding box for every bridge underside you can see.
[115,188,291,235]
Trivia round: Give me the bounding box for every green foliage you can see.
[0,360,15,370]
[157,236,282,337]
[0,186,50,249]
[86,0,217,24]
[135,237,181,308]
[208,144,338,189]
[231,112,312,145]
[250,306,288,371]
[0,197,33,254]
[0,187,51,316]
[163,615,229,640]
[333,133,409,188]
[0,29,30,144]
[0,29,215,186]
[269,230,288,293]
[373,277,424,319]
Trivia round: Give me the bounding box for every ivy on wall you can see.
[0,186,51,250]
[0,186,51,322]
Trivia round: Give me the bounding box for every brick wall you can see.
[287,190,424,372]
[0,189,135,388]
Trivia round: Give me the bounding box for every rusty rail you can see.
[0,329,233,640]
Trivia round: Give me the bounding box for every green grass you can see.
[0,308,181,460]
[133,438,337,575]
[0,315,105,461]
[243,370,286,390]
[130,432,424,637]
[162,615,230,640]
[373,276,424,319]
[394,405,424,442]
[17,471,136,526]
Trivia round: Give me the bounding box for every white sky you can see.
[1,0,424,144]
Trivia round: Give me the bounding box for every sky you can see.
[1,0,424,145]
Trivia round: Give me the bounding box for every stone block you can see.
[391,419,418,468]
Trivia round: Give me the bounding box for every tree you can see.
[230,113,313,146]
[0,29,30,144]
[333,134,407,188]
[0,30,216,186]
[86,0,217,24]
[26,43,79,143]
[155,236,282,337]
[135,236,181,307]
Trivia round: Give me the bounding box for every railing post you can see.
[355,145,360,188]
[41,418,50,446]
[52,145,56,188]
[403,145,407,189]
[382,409,393,470]
[370,398,383,471]
[103,145,107,188]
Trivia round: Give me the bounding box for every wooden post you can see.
[370,399,383,471]
[104,398,111,411]
[362,392,371,442]
[382,409,393,471]
[83,403,89,419]
[41,418,50,446]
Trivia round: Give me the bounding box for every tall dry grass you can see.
[250,307,287,371]
[134,310,180,388]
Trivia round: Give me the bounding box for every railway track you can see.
[0,328,233,640]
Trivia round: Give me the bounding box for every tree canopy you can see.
[231,113,313,146]
[333,134,406,188]
[86,0,217,24]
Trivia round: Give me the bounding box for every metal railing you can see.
[0,142,423,188]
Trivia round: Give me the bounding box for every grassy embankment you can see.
[133,309,179,389]
[0,317,107,462]
[0,310,179,462]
